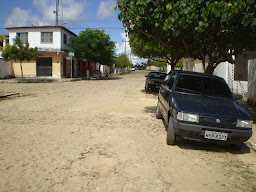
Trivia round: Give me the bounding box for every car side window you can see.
[167,73,177,89]
[162,74,171,85]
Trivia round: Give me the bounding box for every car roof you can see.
[149,71,167,74]
[170,70,220,78]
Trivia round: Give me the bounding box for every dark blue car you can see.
[156,71,253,146]
[145,71,167,91]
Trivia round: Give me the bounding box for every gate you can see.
[36,57,52,76]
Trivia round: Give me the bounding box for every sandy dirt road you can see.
[0,70,256,192]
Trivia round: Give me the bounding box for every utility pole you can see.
[54,0,64,25]
[122,40,129,56]
[56,0,59,25]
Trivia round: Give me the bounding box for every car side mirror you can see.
[145,75,148,77]
[235,94,243,100]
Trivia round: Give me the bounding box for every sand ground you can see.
[0,70,256,192]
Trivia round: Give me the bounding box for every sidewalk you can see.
[248,124,256,151]
[0,77,82,83]
[244,105,256,151]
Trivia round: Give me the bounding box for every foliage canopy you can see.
[115,54,133,68]
[2,37,41,81]
[70,28,115,67]
[117,0,256,74]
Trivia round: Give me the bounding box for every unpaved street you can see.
[1,70,256,192]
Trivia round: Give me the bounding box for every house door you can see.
[36,57,52,76]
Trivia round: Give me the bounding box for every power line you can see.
[0,27,124,30]
[0,20,120,23]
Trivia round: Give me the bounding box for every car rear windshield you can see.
[148,72,167,79]
[175,74,233,98]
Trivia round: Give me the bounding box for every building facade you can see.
[7,26,77,78]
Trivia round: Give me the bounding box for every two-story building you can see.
[7,25,78,78]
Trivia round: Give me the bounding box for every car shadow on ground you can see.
[88,76,122,81]
[161,120,251,154]
[144,106,157,114]
[176,138,251,154]
[141,89,159,96]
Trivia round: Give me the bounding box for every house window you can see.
[63,34,67,44]
[41,32,53,43]
[17,32,28,43]
[5,38,9,45]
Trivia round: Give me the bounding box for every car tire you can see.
[145,84,149,92]
[156,101,163,119]
[167,117,176,145]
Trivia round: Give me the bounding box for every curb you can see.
[0,93,20,98]
[247,141,256,152]
[0,78,82,83]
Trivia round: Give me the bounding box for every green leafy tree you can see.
[152,58,167,71]
[128,22,185,70]
[2,37,41,82]
[175,59,184,70]
[70,28,115,73]
[0,35,5,51]
[117,0,256,74]
[115,54,133,68]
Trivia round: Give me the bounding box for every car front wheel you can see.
[145,84,149,92]
[167,117,176,145]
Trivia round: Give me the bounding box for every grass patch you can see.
[222,156,256,191]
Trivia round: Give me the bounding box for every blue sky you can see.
[0,0,146,64]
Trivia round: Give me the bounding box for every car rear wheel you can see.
[167,117,176,145]
[156,101,163,119]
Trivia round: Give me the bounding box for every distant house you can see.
[7,26,78,78]
[0,34,13,78]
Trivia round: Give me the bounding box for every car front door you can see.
[159,72,177,122]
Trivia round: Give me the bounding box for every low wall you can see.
[248,59,256,105]
[0,59,13,78]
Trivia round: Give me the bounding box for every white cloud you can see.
[33,0,87,25]
[4,8,45,28]
[97,0,116,19]
[115,32,148,65]
[4,0,87,28]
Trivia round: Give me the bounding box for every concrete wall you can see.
[146,65,157,71]
[213,62,248,97]
[213,62,228,80]
[183,58,194,71]
[12,52,68,78]
[194,60,248,97]
[0,59,13,78]
[248,59,256,104]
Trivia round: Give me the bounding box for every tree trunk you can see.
[20,61,23,83]
[98,64,101,78]
[171,64,175,71]
[202,57,206,70]
[204,63,215,74]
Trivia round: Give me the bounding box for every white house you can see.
[7,25,77,78]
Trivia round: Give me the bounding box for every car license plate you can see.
[204,130,228,141]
